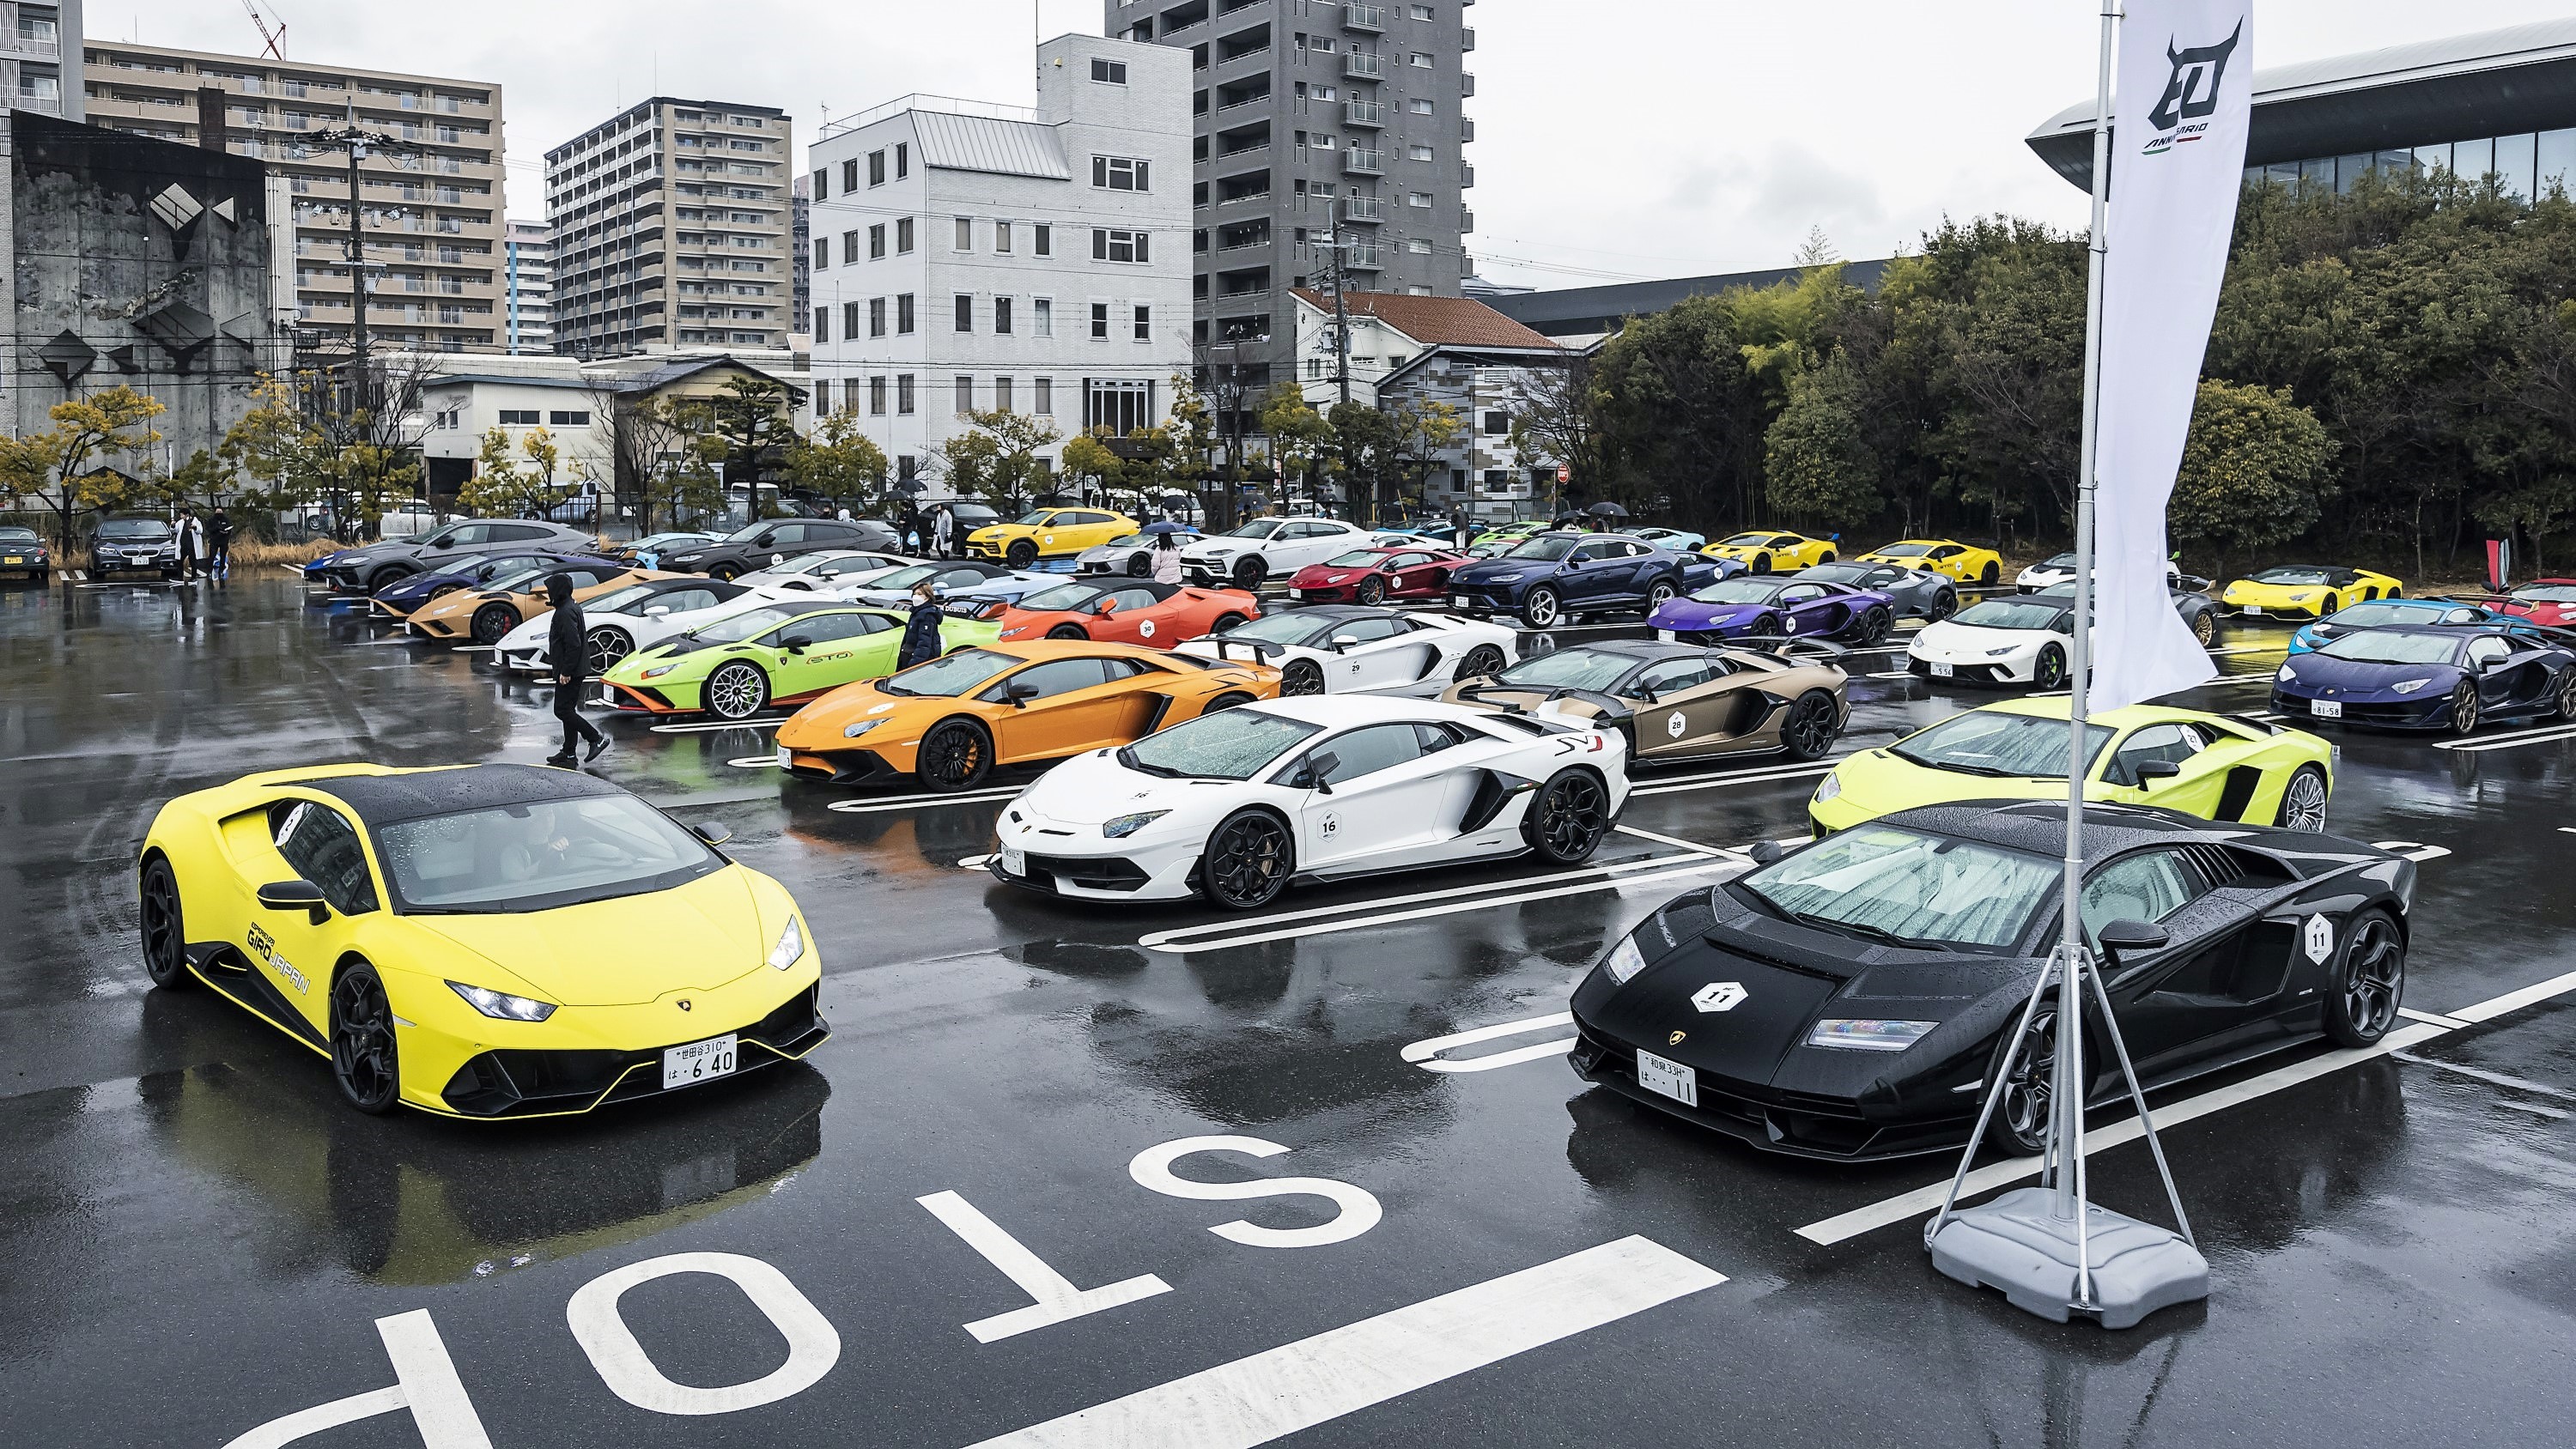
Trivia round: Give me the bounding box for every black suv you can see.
[659,518,902,579]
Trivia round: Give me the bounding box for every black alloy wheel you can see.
[704,660,770,721]
[2554,666,2576,720]
[1854,606,1892,645]
[1007,540,1039,569]
[1520,585,1564,629]
[1980,561,2002,585]
[1203,809,1294,911]
[2446,681,2481,737]
[471,603,518,646]
[366,565,417,593]
[1930,589,1958,621]
[585,625,634,674]
[1232,558,1268,589]
[1126,554,1152,578]
[140,858,192,990]
[2321,593,2343,617]
[1048,624,1089,640]
[1986,1009,2057,1155]
[2032,645,2068,691]
[1752,612,1783,640]
[1455,644,1507,682]
[1524,768,1611,864]
[2276,764,2331,832]
[1202,692,1255,713]
[2324,912,2406,1047]
[1782,690,1843,761]
[1356,574,1389,605]
[1753,553,1773,574]
[1281,659,1327,696]
[331,962,403,1115]
[917,718,993,791]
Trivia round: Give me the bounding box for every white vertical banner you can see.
[2090,0,2253,711]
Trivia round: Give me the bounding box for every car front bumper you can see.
[1566,1016,1969,1161]
[2269,688,2451,730]
[432,983,829,1119]
[992,814,1202,901]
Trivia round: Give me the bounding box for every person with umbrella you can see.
[1142,519,1188,585]
[1585,500,1630,533]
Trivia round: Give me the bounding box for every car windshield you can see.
[2318,631,2465,665]
[375,793,724,913]
[1688,579,1784,604]
[1800,564,1868,585]
[2512,583,2576,603]
[1218,613,1334,646]
[2327,601,2430,628]
[0,527,39,543]
[585,584,661,613]
[1874,543,1935,557]
[1888,710,2117,779]
[2038,553,2078,570]
[1220,520,1283,539]
[1018,584,1106,612]
[1505,537,1579,561]
[721,522,778,543]
[766,553,848,575]
[1120,708,1323,780]
[878,648,1020,697]
[1492,648,1638,693]
[1953,599,2068,630]
[1324,550,1385,567]
[690,604,808,644]
[1716,533,1773,547]
[1012,510,1056,525]
[2250,567,2335,585]
[476,564,559,592]
[98,519,172,540]
[1101,534,1144,549]
[868,565,942,590]
[1735,825,2058,952]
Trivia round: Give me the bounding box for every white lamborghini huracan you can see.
[991,695,1631,909]
[1170,605,1517,695]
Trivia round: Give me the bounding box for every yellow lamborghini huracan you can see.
[137,763,826,1118]
[1854,538,2007,586]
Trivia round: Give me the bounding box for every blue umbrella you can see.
[1140,520,1190,536]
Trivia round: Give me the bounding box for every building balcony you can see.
[1345,244,1382,270]
[1342,194,1385,223]
[1461,71,1476,97]
[1344,148,1383,177]
[1343,51,1383,80]
[1461,117,1476,143]
[1343,3,1386,32]
[1462,162,1475,188]
[1461,26,1476,51]
[1344,99,1383,129]
[1,33,60,60]
[1461,207,1474,232]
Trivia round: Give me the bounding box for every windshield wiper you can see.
[1786,910,1954,952]
[1926,761,2019,778]
[1115,745,1181,778]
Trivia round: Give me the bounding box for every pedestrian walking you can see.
[176,507,206,579]
[206,506,234,579]
[1151,530,1184,585]
[1450,508,1473,552]
[896,581,947,670]
[932,506,955,559]
[544,573,610,768]
[835,506,853,522]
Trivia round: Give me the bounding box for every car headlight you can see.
[1490,572,1526,583]
[447,980,557,1022]
[999,627,1025,638]
[641,663,678,678]
[1807,1018,1939,1052]
[2290,591,2315,602]
[1986,646,2019,658]
[2276,664,2296,682]
[2391,677,2433,694]
[841,718,883,738]
[769,917,806,971]
[1812,773,1842,803]
[1103,809,1170,839]
[1600,934,1648,985]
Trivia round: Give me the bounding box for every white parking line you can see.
[646,717,791,733]
[963,1236,1723,1449]
[2391,1051,2576,1104]
[827,786,1021,815]
[1401,1012,1579,1074]
[1140,856,1742,955]
[1613,823,1736,856]
[2439,724,2576,753]
[1631,761,1839,797]
[1795,964,2576,1246]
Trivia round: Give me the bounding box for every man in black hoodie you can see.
[545,573,610,767]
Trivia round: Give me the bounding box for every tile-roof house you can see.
[1287,289,1563,409]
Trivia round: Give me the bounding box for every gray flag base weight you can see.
[1923,943,2209,1330]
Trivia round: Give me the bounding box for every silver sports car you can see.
[1789,561,1959,621]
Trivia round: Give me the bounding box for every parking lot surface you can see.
[5,574,2575,1448]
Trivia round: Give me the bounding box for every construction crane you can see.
[238,0,286,61]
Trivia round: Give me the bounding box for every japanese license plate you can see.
[1635,1048,1697,1107]
[1289,589,1307,601]
[3,556,20,566]
[597,687,620,706]
[775,745,792,767]
[999,846,1026,877]
[2243,604,2263,616]
[662,1034,738,1090]
[1449,595,1471,609]
[2312,700,2342,719]
[1930,661,1954,678]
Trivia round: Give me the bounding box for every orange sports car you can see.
[775,640,1282,790]
[991,579,1261,649]
[405,562,670,645]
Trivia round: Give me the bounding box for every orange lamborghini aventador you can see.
[990,579,1261,649]
[774,640,1282,790]
[405,563,671,645]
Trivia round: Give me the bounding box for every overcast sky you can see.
[96,0,2576,287]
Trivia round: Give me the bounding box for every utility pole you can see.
[1325,213,1352,407]
[303,120,421,537]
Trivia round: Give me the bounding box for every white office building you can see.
[806,33,1192,488]
[503,220,555,355]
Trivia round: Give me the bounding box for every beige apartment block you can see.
[546,97,793,358]
[82,41,505,352]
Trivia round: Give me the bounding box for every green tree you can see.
[1060,432,1125,498]
[458,427,566,519]
[4,386,170,543]
[784,410,890,510]
[1763,351,1884,533]
[710,376,794,514]
[1257,385,1333,512]
[2168,379,2336,578]
[964,408,1066,509]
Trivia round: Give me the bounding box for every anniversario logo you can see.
[2142,21,2240,157]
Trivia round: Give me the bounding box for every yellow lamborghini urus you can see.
[137,763,826,1118]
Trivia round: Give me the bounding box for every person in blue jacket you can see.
[897,581,947,670]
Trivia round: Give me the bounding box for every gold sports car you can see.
[1442,638,1850,764]
[405,563,667,646]
[137,763,826,1118]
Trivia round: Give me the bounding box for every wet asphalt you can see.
[3,572,2575,1448]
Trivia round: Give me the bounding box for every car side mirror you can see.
[646,605,671,616]
[2483,656,2515,674]
[256,879,330,925]
[1331,634,1361,651]
[1746,840,1786,866]
[1097,599,1120,614]
[1007,681,1042,708]
[781,634,812,654]
[691,822,732,846]
[1303,752,1340,794]
[2136,760,2182,785]
[2096,919,2170,959]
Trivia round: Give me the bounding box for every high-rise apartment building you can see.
[3,0,78,119]
[544,98,793,358]
[806,34,1190,487]
[790,173,811,339]
[502,220,554,355]
[82,41,505,351]
[1103,0,1477,396]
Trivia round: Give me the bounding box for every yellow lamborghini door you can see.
[239,798,383,1037]
[2093,722,2232,817]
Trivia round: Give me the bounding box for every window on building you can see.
[870,376,888,415]
[859,299,878,336]
[1085,379,1151,433]
[1406,237,1433,253]
[1091,58,1128,84]
[1407,191,1433,207]
[995,221,1013,254]
[869,223,886,258]
[1408,143,1434,162]
[1409,98,1434,114]
[1034,298,1054,336]
[1409,3,1434,18]
[1091,302,1110,340]
[549,410,590,427]
[1035,377,1054,415]
[1093,228,1151,264]
[1133,305,1152,342]
[811,168,829,199]
[1093,156,1151,191]
[1408,52,1432,67]
[896,142,908,178]
[955,375,974,415]
[899,453,919,482]
[1034,223,1053,257]
[994,376,1014,412]
[1312,133,1339,150]
[897,294,915,334]
[996,296,1014,335]
[814,239,830,270]
[868,150,885,185]
[897,374,916,414]
[955,294,974,331]
[956,215,975,251]
[497,409,539,425]
[896,217,914,253]
[1483,410,1510,435]
[813,307,829,342]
